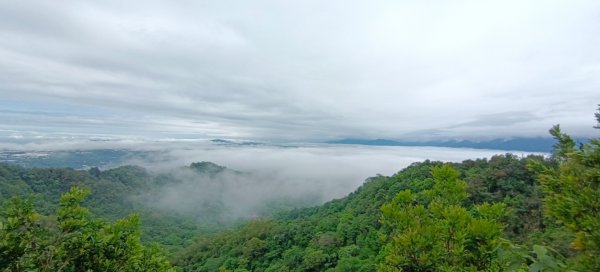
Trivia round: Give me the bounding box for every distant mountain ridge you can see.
[210,139,262,146]
[325,137,572,152]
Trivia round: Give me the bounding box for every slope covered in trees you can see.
[173,154,560,271]
[170,110,598,271]
[0,187,174,271]
[0,160,327,255]
[1,110,598,271]
[0,162,255,253]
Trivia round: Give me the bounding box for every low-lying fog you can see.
[134,143,516,199]
[1,138,542,219]
[137,143,534,220]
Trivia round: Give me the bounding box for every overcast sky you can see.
[1,0,599,142]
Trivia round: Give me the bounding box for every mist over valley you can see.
[1,1,599,270]
[1,139,532,222]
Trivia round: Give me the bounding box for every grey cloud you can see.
[452,112,539,127]
[0,0,599,141]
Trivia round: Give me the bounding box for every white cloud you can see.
[0,0,599,141]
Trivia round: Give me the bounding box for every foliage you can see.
[529,121,600,270]
[173,156,558,271]
[0,187,174,271]
[2,110,599,271]
[379,165,508,271]
[0,162,236,254]
[0,150,574,271]
[527,245,567,272]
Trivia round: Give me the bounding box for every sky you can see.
[1,0,599,142]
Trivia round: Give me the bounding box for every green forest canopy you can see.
[0,109,598,271]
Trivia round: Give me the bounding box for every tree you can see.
[0,196,43,271]
[595,104,600,129]
[0,187,174,272]
[379,165,508,271]
[529,109,600,270]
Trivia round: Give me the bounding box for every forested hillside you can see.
[173,154,559,271]
[1,116,598,271]
[171,116,599,271]
[0,162,257,253]
[2,1,597,270]
[0,187,174,271]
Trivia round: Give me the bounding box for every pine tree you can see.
[379,165,507,271]
[530,109,600,270]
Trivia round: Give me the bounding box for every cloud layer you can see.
[124,143,522,219]
[1,1,599,141]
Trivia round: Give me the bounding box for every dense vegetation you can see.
[0,110,598,271]
[170,112,597,271]
[0,187,173,271]
[173,155,556,271]
[0,163,206,252]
